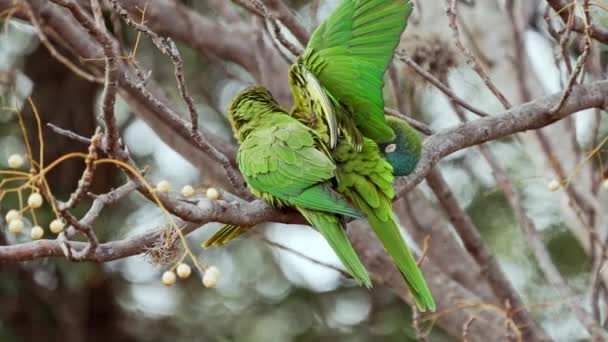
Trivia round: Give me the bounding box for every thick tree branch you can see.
[395,79,608,197]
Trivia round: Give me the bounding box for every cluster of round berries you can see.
[6,155,223,288]
[3,154,67,240]
[4,197,65,240]
[161,263,220,288]
[154,181,222,288]
[155,180,220,200]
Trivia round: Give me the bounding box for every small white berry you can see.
[205,187,220,200]
[156,180,171,193]
[548,180,561,192]
[176,263,192,279]
[161,270,177,286]
[603,179,608,190]
[203,266,220,288]
[27,193,43,208]
[49,219,65,234]
[5,209,21,223]
[30,226,44,240]
[7,154,24,168]
[8,219,24,233]
[181,185,195,198]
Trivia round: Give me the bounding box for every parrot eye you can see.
[384,144,396,153]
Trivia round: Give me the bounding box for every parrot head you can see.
[378,116,422,176]
[227,86,284,142]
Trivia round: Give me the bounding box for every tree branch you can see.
[395,79,608,197]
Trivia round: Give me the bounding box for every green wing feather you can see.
[239,122,363,219]
[203,224,253,248]
[236,118,370,286]
[335,138,435,311]
[299,207,372,287]
[296,0,413,143]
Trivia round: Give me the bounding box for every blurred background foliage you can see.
[0,0,607,341]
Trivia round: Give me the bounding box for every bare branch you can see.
[62,128,102,210]
[550,0,592,113]
[260,236,351,278]
[247,0,303,57]
[384,107,434,136]
[20,0,103,84]
[446,0,512,109]
[545,0,608,44]
[396,52,491,117]
[448,97,602,339]
[47,123,93,144]
[266,0,310,45]
[395,79,608,196]
[425,169,548,341]
[49,0,121,155]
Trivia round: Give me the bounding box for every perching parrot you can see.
[204,0,434,311]
[205,87,434,311]
[289,0,414,151]
[291,0,433,310]
[216,86,372,287]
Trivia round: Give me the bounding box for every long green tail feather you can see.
[352,195,435,311]
[203,224,253,248]
[333,138,435,311]
[298,207,372,287]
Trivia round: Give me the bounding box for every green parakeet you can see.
[205,0,433,311]
[289,0,433,310]
[217,86,372,287]
[205,86,435,311]
[289,0,414,151]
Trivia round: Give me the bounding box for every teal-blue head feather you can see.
[379,116,422,176]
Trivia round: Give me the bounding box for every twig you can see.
[108,0,199,133]
[81,178,141,226]
[448,97,603,339]
[89,0,105,32]
[396,52,491,117]
[551,0,592,113]
[505,0,532,103]
[109,0,250,199]
[62,128,102,210]
[384,107,434,136]
[47,123,93,144]
[462,316,476,342]
[394,79,608,197]
[127,77,250,199]
[247,0,303,57]
[258,17,293,66]
[545,0,608,44]
[260,236,351,278]
[49,0,121,155]
[266,0,310,45]
[20,0,103,84]
[388,62,406,114]
[425,169,547,341]
[446,0,512,109]
[61,211,99,260]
